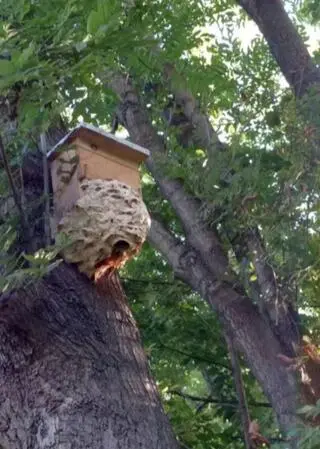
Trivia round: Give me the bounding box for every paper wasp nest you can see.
[57,179,150,277]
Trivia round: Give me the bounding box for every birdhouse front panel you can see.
[74,138,141,190]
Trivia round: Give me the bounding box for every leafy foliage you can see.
[298,0,320,24]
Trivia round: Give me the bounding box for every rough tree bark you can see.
[0,265,179,449]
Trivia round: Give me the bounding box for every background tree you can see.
[0,0,320,448]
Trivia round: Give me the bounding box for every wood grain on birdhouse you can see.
[75,138,141,189]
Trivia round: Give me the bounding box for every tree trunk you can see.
[0,264,179,449]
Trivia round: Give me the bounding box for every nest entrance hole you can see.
[112,240,130,256]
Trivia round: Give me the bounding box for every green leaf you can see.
[87,10,104,35]
[195,149,206,157]
[0,59,14,76]
[265,110,281,128]
[0,23,7,38]
[75,41,87,52]
[297,405,316,416]
[17,43,35,69]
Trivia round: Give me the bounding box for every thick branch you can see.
[106,73,298,437]
[244,230,277,304]
[148,218,182,270]
[244,228,299,355]
[148,216,297,435]
[163,63,226,160]
[162,65,299,349]
[107,72,230,280]
[108,71,299,361]
[236,0,320,97]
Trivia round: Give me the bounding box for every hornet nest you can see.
[57,179,150,277]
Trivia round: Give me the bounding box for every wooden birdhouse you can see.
[47,123,150,227]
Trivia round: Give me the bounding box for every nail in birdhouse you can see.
[47,123,151,277]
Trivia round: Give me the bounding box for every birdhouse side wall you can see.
[50,149,82,229]
[75,138,141,191]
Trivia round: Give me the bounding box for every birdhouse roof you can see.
[47,122,150,162]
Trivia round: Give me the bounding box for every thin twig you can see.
[19,167,26,209]
[121,277,176,286]
[169,389,271,409]
[225,332,254,449]
[111,114,119,134]
[0,134,29,232]
[179,441,192,449]
[159,342,232,371]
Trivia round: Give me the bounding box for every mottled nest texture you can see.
[57,179,150,277]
